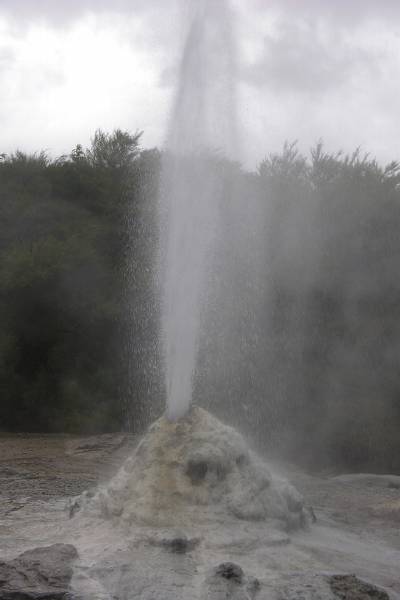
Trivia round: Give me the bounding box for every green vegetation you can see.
[1,132,400,472]
[0,131,161,433]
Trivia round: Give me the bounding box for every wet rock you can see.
[75,407,309,531]
[148,532,201,553]
[160,536,198,553]
[215,562,244,583]
[329,574,390,600]
[273,573,392,600]
[0,543,78,600]
[202,562,260,599]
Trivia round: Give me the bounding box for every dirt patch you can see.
[0,433,137,502]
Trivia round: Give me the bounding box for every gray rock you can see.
[329,574,390,600]
[202,562,260,600]
[73,407,309,531]
[146,531,201,553]
[0,543,78,600]
[266,573,393,600]
[273,573,335,600]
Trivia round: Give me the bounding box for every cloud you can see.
[0,14,171,157]
[235,1,400,167]
[241,20,380,94]
[4,0,400,25]
[249,0,400,26]
[0,0,169,24]
[0,0,399,169]
[0,46,15,67]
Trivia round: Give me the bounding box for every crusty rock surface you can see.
[1,432,400,600]
[69,407,308,530]
[329,574,390,600]
[0,543,78,599]
[202,562,260,600]
[262,573,392,600]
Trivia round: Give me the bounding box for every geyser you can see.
[68,0,309,546]
[160,0,237,421]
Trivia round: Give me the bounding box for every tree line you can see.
[1,131,400,472]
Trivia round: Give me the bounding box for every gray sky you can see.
[1,0,399,169]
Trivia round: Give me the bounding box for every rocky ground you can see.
[0,430,399,599]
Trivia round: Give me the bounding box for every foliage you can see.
[199,142,400,473]
[0,130,160,433]
[1,132,400,473]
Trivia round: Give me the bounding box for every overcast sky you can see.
[1,0,399,169]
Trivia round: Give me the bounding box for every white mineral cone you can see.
[72,407,308,530]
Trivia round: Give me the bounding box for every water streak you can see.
[160,0,237,420]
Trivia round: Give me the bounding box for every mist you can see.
[196,143,400,473]
[1,0,400,526]
[2,2,400,598]
[2,125,400,477]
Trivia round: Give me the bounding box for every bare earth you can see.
[1,432,399,599]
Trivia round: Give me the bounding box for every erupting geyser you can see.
[160,0,237,420]
[69,0,309,538]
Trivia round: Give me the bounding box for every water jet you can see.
[66,1,311,596]
[160,0,237,422]
[69,0,308,550]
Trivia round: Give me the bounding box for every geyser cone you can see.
[72,408,308,530]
